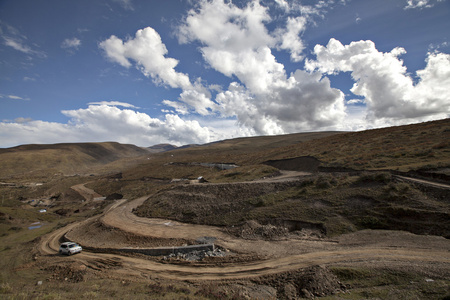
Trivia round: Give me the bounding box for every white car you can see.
[59,242,82,255]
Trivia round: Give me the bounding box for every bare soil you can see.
[35,172,450,299]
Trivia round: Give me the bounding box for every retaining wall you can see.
[61,233,214,256]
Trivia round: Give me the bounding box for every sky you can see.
[0,0,449,148]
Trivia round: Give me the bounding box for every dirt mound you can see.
[227,220,289,240]
[45,263,87,283]
[255,265,346,299]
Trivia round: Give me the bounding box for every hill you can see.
[0,142,150,178]
[147,143,177,153]
[0,119,449,299]
[149,118,450,172]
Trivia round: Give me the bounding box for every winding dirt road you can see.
[38,211,450,281]
[38,179,450,281]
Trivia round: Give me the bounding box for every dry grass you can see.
[0,119,449,299]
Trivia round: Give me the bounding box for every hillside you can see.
[147,143,178,153]
[144,118,450,172]
[0,119,449,299]
[0,142,150,178]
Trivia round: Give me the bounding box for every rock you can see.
[297,265,342,298]
[283,283,298,300]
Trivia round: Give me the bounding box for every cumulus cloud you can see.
[178,0,282,94]
[275,16,307,62]
[215,71,346,135]
[305,38,450,125]
[95,0,449,142]
[100,27,216,115]
[0,103,218,148]
[100,27,191,89]
[178,0,346,133]
[274,0,290,12]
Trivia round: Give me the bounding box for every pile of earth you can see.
[225,220,289,240]
[255,265,347,299]
[44,263,87,283]
[162,247,229,262]
[211,265,346,299]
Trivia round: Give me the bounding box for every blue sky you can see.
[1,0,449,148]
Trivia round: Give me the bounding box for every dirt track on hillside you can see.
[37,173,450,283]
[38,210,450,281]
[71,183,102,201]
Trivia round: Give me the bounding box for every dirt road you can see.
[71,183,102,201]
[395,175,450,189]
[38,179,450,281]
[38,210,450,281]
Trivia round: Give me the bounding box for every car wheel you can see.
[59,250,62,254]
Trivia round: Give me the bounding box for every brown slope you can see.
[251,118,450,171]
[0,142,150,178]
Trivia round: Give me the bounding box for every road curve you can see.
[38,197,450,281]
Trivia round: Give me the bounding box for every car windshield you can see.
[69,244,77,248]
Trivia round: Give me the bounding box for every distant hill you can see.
[140,119,449,172]
[0,142,150,178]
[147,144,178,153]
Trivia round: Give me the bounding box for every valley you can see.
[0,119,449,299]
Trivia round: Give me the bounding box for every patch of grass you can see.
[328,267,450,300]
[210,165,280,183]
[0,282,12,294]
[355,172,392,184]
[381,182,411,200]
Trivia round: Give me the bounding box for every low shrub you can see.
[356,172,391,184]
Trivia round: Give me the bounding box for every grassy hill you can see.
[144,118,450,172]
[0,142,150,179]
[0,119,449,299]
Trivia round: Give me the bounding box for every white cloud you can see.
[0,23,46,58]
[162,100,189,115]
[215,70,346,135]
[96,0,449,141]
[100,27,191,90]
[0,104,218,148]
[100,27,217,116]
[4,36,33,53]
[112,0,134,11]
[1,94,30,101]
[275,16,307,62]
[347,99,364,105]
[61,37,81,50]
[178,0,347,134]
[178,0,282,94]
[305,38,450,125]
[274,0,290,12]
[404,0,445,9]
[14,117,32,123]
[88,101,138,108]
